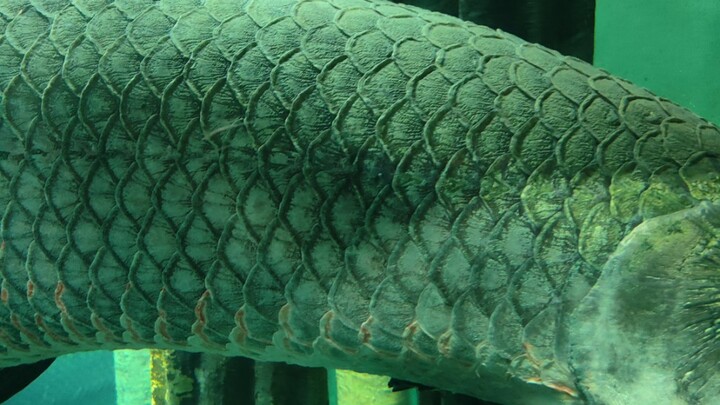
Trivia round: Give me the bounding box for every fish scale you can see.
[1,0,719,404]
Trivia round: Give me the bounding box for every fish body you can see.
[0,1,719,404]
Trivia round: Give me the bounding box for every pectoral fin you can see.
[569,201,720,404]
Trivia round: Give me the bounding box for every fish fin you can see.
[569,201,720,404]
[0,358,55,403]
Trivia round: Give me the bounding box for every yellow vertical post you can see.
[114,349,153,405]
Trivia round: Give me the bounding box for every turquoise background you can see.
[595,0,720,124]
[5,352,116,405]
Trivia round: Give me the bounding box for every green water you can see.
[5,352,116,404]
[595,0,720,125]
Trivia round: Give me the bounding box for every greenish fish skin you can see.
[0,1,719,404]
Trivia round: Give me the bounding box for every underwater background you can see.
[4,0,718,403]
